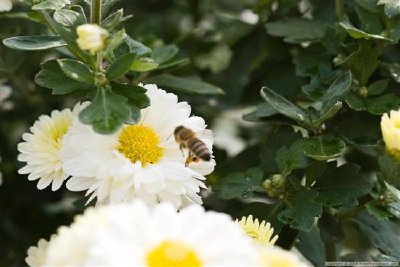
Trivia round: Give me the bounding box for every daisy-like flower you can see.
[60,84,215,208]
[237,215,278,246]
[18,104,83,190]
[258,246,311,267]
[381,110,400,158]
[76,24,109,54]
[27,201,259,266]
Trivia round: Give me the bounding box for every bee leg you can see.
[179,144,186,157]
[185,151,193,167]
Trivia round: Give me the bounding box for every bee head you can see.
[174,125,185,135]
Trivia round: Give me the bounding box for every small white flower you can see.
[60,84,215,208]
[76,24,109,54]
[30,201,259,266]
[18,104,83,190]
[239,9,259,25]
[0,0,12,12]
[258,246,311,267]
[381,109,400,156]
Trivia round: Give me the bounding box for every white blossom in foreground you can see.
[76,24,109,54]
[26,201,258,266]
[25,235,55,267]
[0,0,12,12]
[381,109,400,157]
[258,246,311,267]
[17,104,82,190]
[60,84,215,208]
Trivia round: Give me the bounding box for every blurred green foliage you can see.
[1,0,400,266]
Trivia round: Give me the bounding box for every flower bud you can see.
[263,174,286,199]
[381,110,400,158]
[76,24,109,54]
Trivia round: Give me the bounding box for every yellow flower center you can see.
[45,114,73,150]
[117,124,163,166]
[146,240,202,267]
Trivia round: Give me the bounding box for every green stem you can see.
[335,0,344,20]
[41,11,58,34]
[91,0,102,24]
[324,208,337,261]
[91,0,103,71]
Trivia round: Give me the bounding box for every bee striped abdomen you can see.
[187,138,211,161]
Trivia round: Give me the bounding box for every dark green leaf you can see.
[346,42,379,86]
[152,44,179,64]
[32,0,70,10]
[315,163,373,207]
[79,88,131,134]
[106,53,137,81]
[306,161,327,187]
[353,212,400,259]
[57,59,95,84]
[260,87,310,126]
[111,82,149,109]
[53,9,85,27]
[303,135,346,161]
[214,168,264,200]
[102,9,123,31]
[365,201,392,220]
[278,188,322,231]
[276,140,310,176]
[145,74,224,95]
[115,35,151,57]
[35,60,86,95]
[320,71,352,113]
[242,103,279,122]
[265,18,327,43]
[368,79,389,96]
[2,36,66,51]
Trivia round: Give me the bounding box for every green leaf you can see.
[368,79,389,96]
[115,35,151,57]
[378,0,400,17]
[156,58,189,70]
[130,57,159,72]
[35,60,86,95]
[365,201,392,220]
[320,71,352,113]
[102,9,123,31]
[2,36,67,51]
[345,93,400,115]
[145,74,224,95]
[152,44,179,64]
[57,59,95,84]
[32,0,70,10]
[306,161,327,187]
[353,213,400,259]
[214,168,264,200]
[79,88,131,134]
[346,42,379,86]
[53,9,85,27]
[111,82,149,109]
[303,135,346,161]
[315,163,373,208]
[278,188,322,231]
[383,63,400,83]
[106,29,126,56]
[265,18,327,43]
[339,21,392,41]
[242,103,279,122]
[276,140,310,176]
[103,0,123,16]
[379,153,400,187]
[106,53,137,81]
[260,87,310,126]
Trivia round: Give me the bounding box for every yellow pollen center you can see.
[117,124,163,166]
[146,240,202,267]
[46,115,73,150]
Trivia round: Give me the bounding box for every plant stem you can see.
[91,0,103,72]
[335,0,344,20]
[41,11,58,34]
[325,242,336,261]
[91,0,102,25]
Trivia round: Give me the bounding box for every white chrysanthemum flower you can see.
[76,24,109,54]
[381,109,400,156]
[0,0,12,12]
[18,104,83,190]
[25,235,55,267]
[237,215,278,246]
[60,84,215,208]
[258,246,311,267]
[32,201,258,266]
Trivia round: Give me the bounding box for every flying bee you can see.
[173,125,211,167]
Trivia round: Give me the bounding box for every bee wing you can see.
[198,129,213,150]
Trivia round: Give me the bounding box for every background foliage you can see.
[1,0,400,266]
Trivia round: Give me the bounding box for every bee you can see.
[173,125,211,167]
